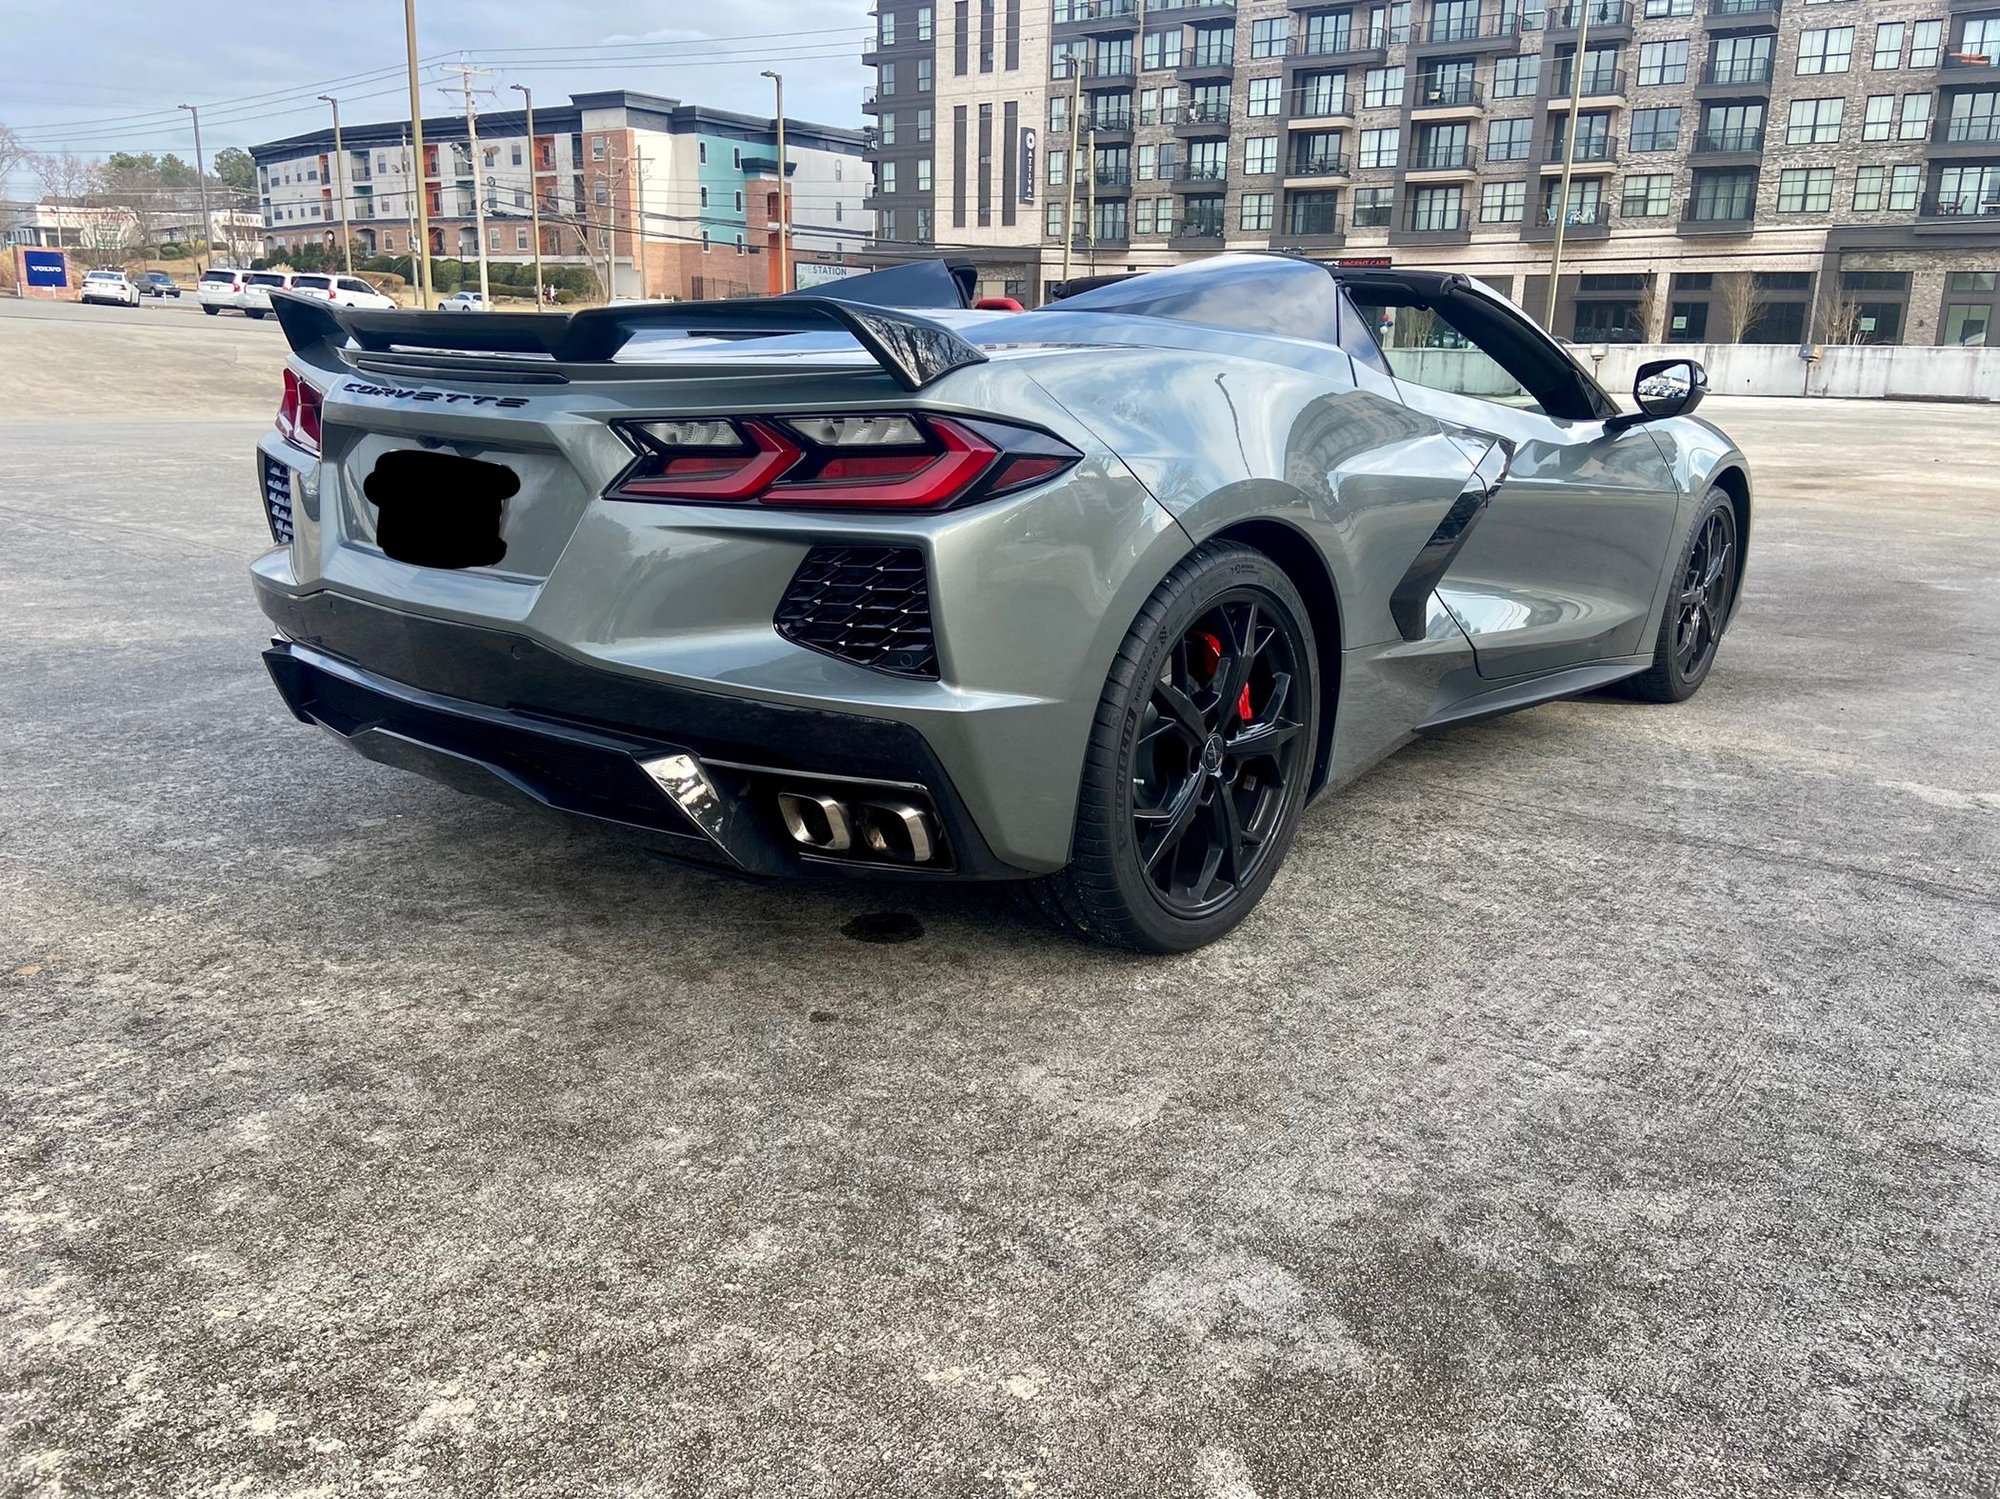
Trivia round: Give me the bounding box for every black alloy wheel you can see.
[1025,542,1320,953]
[1627,486,1739,703]
[1132,591,1308,917]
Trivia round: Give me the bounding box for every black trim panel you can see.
[1389,440,1510,643]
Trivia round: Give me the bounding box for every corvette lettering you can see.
[341,382,529,409]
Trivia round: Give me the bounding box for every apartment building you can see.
[864,0,2000,342]
[251,91,870,300]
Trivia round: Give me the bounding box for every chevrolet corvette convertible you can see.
[251,255,1748,951]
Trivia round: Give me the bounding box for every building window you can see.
[1643,0,1693,14]
[917,58,932,91]
[1239,191,1274,230]
[1480,179,1525,222]
[1493,55,1539,99]
[918,108,934,142]
[1045,201,1065,238]
[736,234,746,255]
[1910,21,1944,68]
[1244,136,1277,173]
[1488,118,1533,162]
[1638,39,1689,87]
[1861,95,1895,141]
[1621,173,1673,216]
[1776,167,1835,213]
[1352,186,1393,228]
[1900,94,1932,141]
[1787,97,1844,145]
[1797,27,1854,75]
[735,190,745,211]
[591,137,606,160]
[701,230,711,253]
[1872,22,1905,69]
[732,147,743,168]
[917,159,933,190]
[918,5,934,41]
[1629,107,1681,152]
[700,185,709,207]
[1358,127,1399,169]
[1690,170,1756,221]
[1251,18,1287,58]
[1248,77,1282,116]
[1409,185,1464,231]
[1141,29,1181,71]
[1362,67,1404,109]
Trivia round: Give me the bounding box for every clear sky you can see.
[1,0,872,195]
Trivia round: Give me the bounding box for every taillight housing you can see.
[605,412,1080,512]
[277,368,323,456]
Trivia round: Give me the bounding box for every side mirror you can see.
[1609,358,1707,432]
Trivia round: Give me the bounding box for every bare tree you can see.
[1715,273,1768,344]
[1633,274,1664,343]
[31,150,102,205]
[1815,287,1865,345]
[0,124,27,195]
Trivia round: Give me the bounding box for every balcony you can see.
[1086,58,1137,85]
[1286,89,1353,122]
[1934,116,2000,155]
[1271,210,1347,249]
[1173,219,1227,243]
[1546,1,1633,40]
[1915,195,2000,233]
[1692,125,1766,158]
[1149,0,1236,16]
[1543,135,1620,169]
[1173,100,1236,134]
[1093,166,1135,192]
[1287,30,1392,67]
[1941,50,2000,71]
[1411,11,1529,54]
[1139,104,1182,124]
[1547,66,1628,100]
[1390,206,1473,244]
[1286,149,1350,179]
[1677,194,1756,234]
[1090,107,1136,137]
[1704,0,1779,25]
[1180,48,1238,78]
[1697,57,1775,94]
[1520,203,1612,240]
[1052,0,1139,35]
[1413,80,1485,115]
[861,88,885,112]
[1409,142,1480,172]
[1168,162,1232,190]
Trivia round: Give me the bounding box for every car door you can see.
[1342,280,1684,680]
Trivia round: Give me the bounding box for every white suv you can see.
[80,269,141,307]
[239,270,298,319]
[290,273,399,311]
[198,267,252,316]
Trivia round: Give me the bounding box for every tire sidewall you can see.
[1099,550,1319,952]
[1666,487,1737,696]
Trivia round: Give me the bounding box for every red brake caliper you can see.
[1195,632,1254,723]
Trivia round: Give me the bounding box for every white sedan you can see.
[79,270,141,307]
[438,290,487,312]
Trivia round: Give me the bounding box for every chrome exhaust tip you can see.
[776,789,938,864]
[777,791,854,853]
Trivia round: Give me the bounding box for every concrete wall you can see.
[1584,344,2000,404]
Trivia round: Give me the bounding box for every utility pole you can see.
[1085,125,1098,273]
[403,0,432,307]
[1060,53,1083,283]
[443,65,493,306]
[176,104,213,272]
[510,83,546,308]
[318,95,353,274]
[1544,0,1593,332]
[633,143,649,300]
[762,70,788,293]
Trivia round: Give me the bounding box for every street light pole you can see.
[403,0,432,308]
[761,70,788,293]
[177,104,213,273]
[1061,56,1082,283]
[443,66,493,306]
[318,94,353,275]
[510,83,546,307]
[1544,0,1594,331]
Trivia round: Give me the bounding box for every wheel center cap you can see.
[1201,734,1226,775]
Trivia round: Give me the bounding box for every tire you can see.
[247,310,267,320]
[203,305,219,316]
[1624,485,1738,703]
[1027,541,1321,953]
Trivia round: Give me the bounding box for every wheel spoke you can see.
[1139,775,1206,870]
[1227,719,1303,759]
[1186,839,1226,905]
[1154,680,1211,742]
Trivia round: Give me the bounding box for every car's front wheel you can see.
[1625,486,1738,703]
[1028,542,1319,953]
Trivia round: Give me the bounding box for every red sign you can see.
[1336,256,1393,268]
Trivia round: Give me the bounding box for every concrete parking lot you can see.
[2,296,1996,1498]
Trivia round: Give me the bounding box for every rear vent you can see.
[775,545,938,679]
[259,453,296,544]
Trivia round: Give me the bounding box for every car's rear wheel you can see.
[1625,486,1738,703]
[202,305,219,315]
[1028,542,1319,953]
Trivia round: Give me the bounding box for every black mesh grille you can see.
[260,452,295,544]
[774,545,938,679]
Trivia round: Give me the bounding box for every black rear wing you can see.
[270,268,990,392]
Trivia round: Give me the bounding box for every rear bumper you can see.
[255,582,1030,881]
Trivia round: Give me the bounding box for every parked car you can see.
[239,270,298,320]
[197,267,252,316]
[135,271,182,299]
[79,269,140,307]
[290,273,399,311]
[437,290,487,312]
[248,256,1751,952]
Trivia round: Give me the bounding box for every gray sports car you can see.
[251,254,1748,952]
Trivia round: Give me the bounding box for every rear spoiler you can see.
[270,287,989,392]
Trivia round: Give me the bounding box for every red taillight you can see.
[974,296,1025,312]
[606,413,1078,512]
[276,369,323,456]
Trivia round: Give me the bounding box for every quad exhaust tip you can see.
[778,791,937,865]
